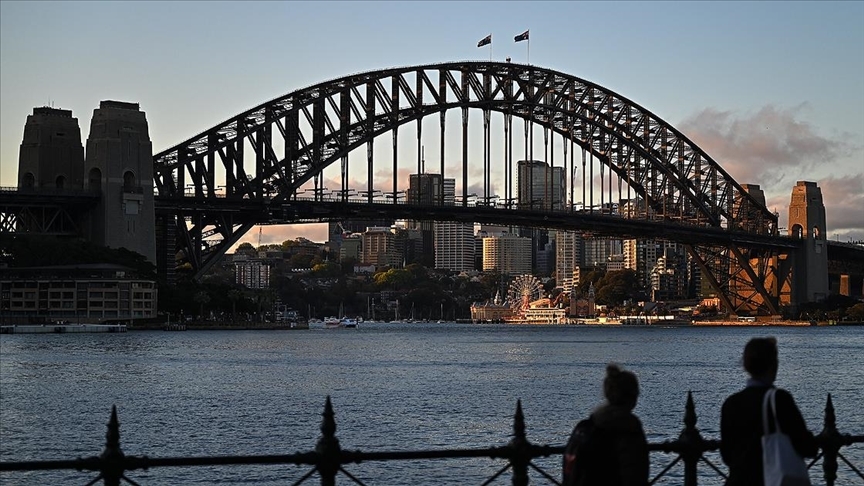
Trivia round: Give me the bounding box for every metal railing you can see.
[1,393,861,485]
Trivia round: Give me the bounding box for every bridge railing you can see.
[1,393,861,486]
[0,186,101,197]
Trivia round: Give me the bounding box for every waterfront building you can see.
[470,291,514,323]
[0,264,157,324]
[556,231,582,292]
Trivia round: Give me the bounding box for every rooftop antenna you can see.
[421,145,425,173]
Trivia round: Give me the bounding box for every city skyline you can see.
[1,1,862,246]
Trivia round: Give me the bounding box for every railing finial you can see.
[100,405,125,486]
[316,396,341,486]
[513,399,526,442]
[825,393,836,429]
[684,390,697,432]
[320,395,337,439]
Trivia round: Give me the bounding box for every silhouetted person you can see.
[563,363,649,486]
[720,337,818,485]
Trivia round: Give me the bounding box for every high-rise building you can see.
[482,234,532,276]
[556,231,582,292]
[434,178,474,272]
[407,173,444,266]
[339,235,362,262]
[516,160,565,274]
[362,227,399,268]
[517,160,565,211]
[650,247,687,301]
[582,237,621,268]
[235,260,271,289]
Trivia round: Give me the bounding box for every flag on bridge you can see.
[477,34,492,47]
[514,30,529,42]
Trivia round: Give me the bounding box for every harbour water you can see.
[1,323,862,485]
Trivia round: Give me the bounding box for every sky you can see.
[2,1,862,246]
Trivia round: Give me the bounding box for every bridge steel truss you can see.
[0,189,98,237]
[153,62,786,315]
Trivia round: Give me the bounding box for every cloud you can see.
[234,224,329,249]
[678,104,847,187]
[818,174,864,237]
[678,104,863,238]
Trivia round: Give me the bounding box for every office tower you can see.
[434,178,474,272]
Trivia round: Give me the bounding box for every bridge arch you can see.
[154,62,775,234]
[152,62,783,315]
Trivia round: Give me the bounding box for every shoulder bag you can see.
[762,388,811,486]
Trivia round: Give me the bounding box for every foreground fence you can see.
[1,393,862,486]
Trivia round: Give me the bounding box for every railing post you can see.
[678,391,703,486]
[509,400,529,486]
[100,406,125,486]
[818,394,840,486]
[316,396,341,486]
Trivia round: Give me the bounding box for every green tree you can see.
[236,242,256,254]
[312,261,341,277]
[193,290,211,318]
[847,303,864,321]
[374,268,413,289]
[289,253,314,269]
[228,288,245,317]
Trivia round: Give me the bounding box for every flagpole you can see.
[527,35,530,65]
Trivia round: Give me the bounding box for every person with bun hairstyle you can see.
[563,363,649,486]
[720,337,818,486]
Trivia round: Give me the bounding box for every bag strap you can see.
[761,388,781,435]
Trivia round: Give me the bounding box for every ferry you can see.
[0,323,128,334]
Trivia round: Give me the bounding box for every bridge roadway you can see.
[0,187,99,235]
[153,195,801,251]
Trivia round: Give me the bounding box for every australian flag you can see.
[477,34,492,47]
[514,30,529,42]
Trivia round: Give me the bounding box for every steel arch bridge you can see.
[153,61,789,315]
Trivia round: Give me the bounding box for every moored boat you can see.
[0,323,128,334]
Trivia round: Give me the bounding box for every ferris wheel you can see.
[507,275,543,311]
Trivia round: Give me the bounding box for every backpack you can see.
[562,417,600,486]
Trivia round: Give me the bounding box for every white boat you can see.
[340,318,358,328]
[323,317,342,328]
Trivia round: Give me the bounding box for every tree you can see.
[847,303,864,321]
[227,289,245,317]
[236,242,255,254]
[374,268,413,289]
[193,290,211,318]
